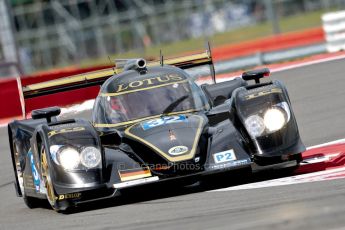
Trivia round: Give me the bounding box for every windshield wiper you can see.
[162,95,189,116]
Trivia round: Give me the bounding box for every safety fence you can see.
[2,0,344,74]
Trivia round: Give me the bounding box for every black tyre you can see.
[23,189,43,209]
[12,142,43,209]
[40,144,59,211]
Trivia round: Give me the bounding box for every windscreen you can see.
[93,79,208,126]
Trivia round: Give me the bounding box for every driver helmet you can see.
[106,96,127,123]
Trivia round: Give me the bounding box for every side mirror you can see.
[32,107,61,123]
[100,131,122,146]
[242,68,270,83]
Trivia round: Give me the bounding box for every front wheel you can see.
[12,142,43,208]
[23,188,43,209]
[40,144,59,211]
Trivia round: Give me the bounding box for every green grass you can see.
[81,10,327,67]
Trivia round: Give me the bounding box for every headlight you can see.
[245,115,265,137]
[80,147,101,168]
[50,145,102,170]
[58,147,80,170]
[263,108,286,132]
[244,102,291,137]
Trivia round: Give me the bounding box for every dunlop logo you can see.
[58,193,82,200]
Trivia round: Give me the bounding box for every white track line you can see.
[306,138,345,150]
[210,139,345,192]
[271,53,345,73]
[211,166,345,192]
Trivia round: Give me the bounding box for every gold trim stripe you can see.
[124,115,204,162]
[149,53,210,66]
[24,68,115,92]
[116,52,211,74]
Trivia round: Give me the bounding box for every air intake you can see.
[123,58,147,74]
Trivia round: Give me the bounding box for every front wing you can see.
[50,158,251,208]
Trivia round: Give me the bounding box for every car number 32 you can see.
[141,115,187,130]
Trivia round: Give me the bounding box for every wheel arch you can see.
[8,123,22,197]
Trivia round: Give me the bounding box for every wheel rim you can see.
[41,147,56,208]
[13,143,24,195]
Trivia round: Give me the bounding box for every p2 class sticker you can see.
[168,146,189,156]
[213,149,236,164]
[141,115,187,130]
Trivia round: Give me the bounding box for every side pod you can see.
[231,80,305,160]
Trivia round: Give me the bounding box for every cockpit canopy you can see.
[92,66,209,128]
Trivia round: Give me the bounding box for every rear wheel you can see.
[40,145,59,211]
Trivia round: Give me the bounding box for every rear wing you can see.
[18,50,215,118]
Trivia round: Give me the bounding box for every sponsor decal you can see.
[195,157,200,163]
[141,115,187,130]
[119,168,152,182]
[113,176,159,189]
[245,88,282,100]
[48,127,85,137]
[58,193,81,200]
[209,159,251,170]
[168,146,189,156]
[213,149,236,164]
[114,73,184,93]
[28,150,40,192]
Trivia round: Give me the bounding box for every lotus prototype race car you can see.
[8,51,305,211]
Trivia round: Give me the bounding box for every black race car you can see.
[8,51,305,212]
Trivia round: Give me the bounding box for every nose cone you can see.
[124,114,206,162]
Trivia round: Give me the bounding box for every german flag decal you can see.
[118,168,152,182]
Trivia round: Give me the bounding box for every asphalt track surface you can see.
[1,58,345,230]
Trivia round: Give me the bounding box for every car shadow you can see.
[58,168,296,214]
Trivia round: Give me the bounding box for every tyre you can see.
[12,142,42,209]
[40,144,59,211]
[23,189,43,209]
